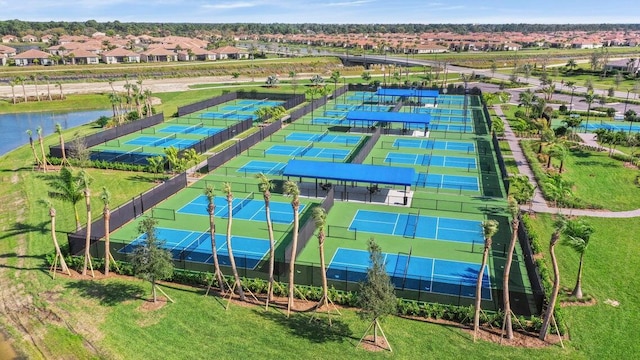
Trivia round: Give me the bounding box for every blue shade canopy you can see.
[283,159,415,186]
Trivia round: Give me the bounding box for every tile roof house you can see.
[13,49,53,66]
[0,53,7,66]
[212,45,249,59]
[66,49,100,65]
[0,44,17,57]
[21,34,38,43]
[1,35,17,43]
[177,47,216,61]
[140,47,177,62]
[101,48,140,64]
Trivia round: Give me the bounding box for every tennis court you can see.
[177,194,305,224]
[348,209,483,244]
[327,248,491,299]
[158,124,224,136]
[285,132,363,145]
[266,145,350,161]
[579,122,640,132]
[119,227,270,269]
[125,135,199,149]
[392,138,476,152]
[414,173,480,191]
[200,111,254,120]
[323,110,347,118]
[311,117,348,125]
[237,160,286,175]
[426,123,474,132]
[415,108,466,116]
[384,152,477,169]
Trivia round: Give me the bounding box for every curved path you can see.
[494,105,640,218]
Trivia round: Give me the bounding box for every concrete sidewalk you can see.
[493,105,640,218]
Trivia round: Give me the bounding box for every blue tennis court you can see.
[266,145,350,161]
[200,111,253,120]
[285,132,363,146]
[158,124,224,136]
[323,110,347,117]
[384,152,477,169]
[327,248,491,299]
[579,122,640,132]
[125,135,199,149]
[311,117,347,125]
[236,99,282,107]
[238,160,286,175]
[348,210,483,244]
[392,138,476,153]
[178,194,304,224]
[118,227,270,269]
[414,173,480,191]
[415,108,465,116]
[430,124,474,133]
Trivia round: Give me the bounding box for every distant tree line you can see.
[3,20,640,38]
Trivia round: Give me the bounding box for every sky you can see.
[1,0,640,24]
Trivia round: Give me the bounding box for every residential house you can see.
[502,43,523,51]
[101,48,140,64]
[411,43,448,54]
[40,34,54,44]
[1,35,17,43]
[66,49,100,65]
[213,45,249,59]
[177,47,216,61]
[13,49,53,66]
[21,35,38,43]
[0,53,7,66]
[0,44,17,57]
[605,58,640,75]
[141,47,177,62]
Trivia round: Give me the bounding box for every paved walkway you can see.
[493,105,640,218]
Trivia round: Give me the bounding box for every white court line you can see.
[391,213,401,235]
[435,217,440,241]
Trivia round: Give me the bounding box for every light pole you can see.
[569,86,576,113]
[463,76,469,134]
[624,90,630,114]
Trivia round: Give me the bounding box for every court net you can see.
[231,192,255,216]
[152,207,176,220]
[150,133,177,147]
[297,143,314,157]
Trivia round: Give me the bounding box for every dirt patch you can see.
[139,297,168,312]
[560,298,597,307]
[461,326,564,348]
[359,335,390,352]
[623,162,639,170]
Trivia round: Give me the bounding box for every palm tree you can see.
[204,185,225,294]
[26,129,42,168]
[42,199,70,277]
[55,82,64,100]
[518,90,534,117]
[30,74,41,101]
[312,207,331,313]
[223,183,245,301]
[43,75,52,101]
[36,127,48,173]
[474,219,498,342]
[502,197,519,340]
[284,180,301,317]
[49,167,84,231]
[108,92,119,119]
[144,89,153,116]
[16,76,27,103]
[289,71,299,95]
[108,78,116,93]
[544,174,573,209]
[146,156,165,180]
[566,59,577,72]
[80,170,94,277]
[100,187,117,276]
[55,123,69,166]
[539,217,567,340]
[553,144,570,173]
[9,80,17,104]
[256,173,276,309]
[562,219,595,299]
[584,91,595,130]
[330,70,341,102]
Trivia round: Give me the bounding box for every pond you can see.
[0,109,111,156]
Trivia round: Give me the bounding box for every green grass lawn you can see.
[0,93,110,114]
[524,214,640,359]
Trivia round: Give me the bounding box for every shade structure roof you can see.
[282,160,415,186]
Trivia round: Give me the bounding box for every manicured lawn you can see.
[522,140,640,211]
[525,214,640,359]
[0,93,110,114]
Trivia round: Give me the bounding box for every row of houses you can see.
[0,44,248,66]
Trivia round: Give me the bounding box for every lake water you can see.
[0,109,112,156]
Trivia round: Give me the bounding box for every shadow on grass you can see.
[573,160,618,168]
[65,280,145,306]
[0,220,50,241]
[256,308,355,344]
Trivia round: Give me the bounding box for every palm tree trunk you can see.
[264,197,276,305]
[152,279,157,303]
[208,205,225,293]
[10,85,16,104]
[38,134,48,173]
[287,203,300,317]
[59,133,67,165]
[227,196,245,301]
[473,238,490,341]
[74,205,81,232]
[502,219,519,340]
[539,232,561,340]
[104,208,111,276]
[319,232,329,308]
[46,82,52,101]
[50,208,70,275]
[21,84,27,103]
[571,254,584,299]
[82,188,94,277]
[28,139,41,168]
